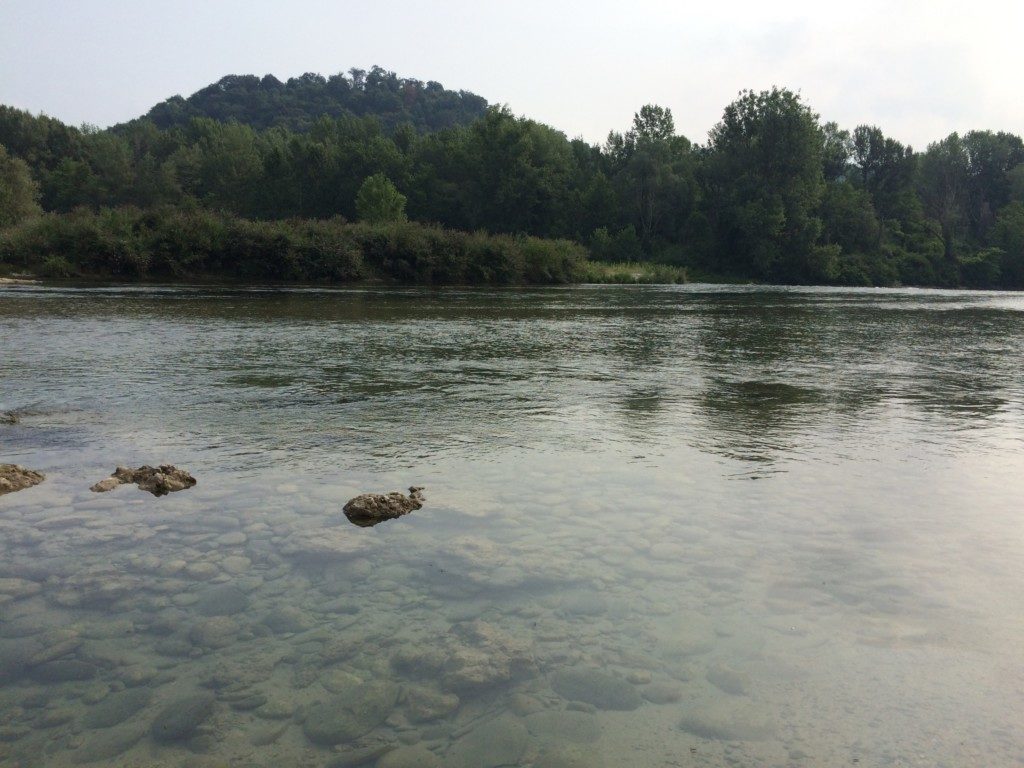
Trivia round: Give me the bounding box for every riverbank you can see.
[0,208,588,286]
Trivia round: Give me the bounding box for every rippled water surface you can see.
[1,284,1023,767]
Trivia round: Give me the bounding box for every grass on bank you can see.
[580,261,688,284]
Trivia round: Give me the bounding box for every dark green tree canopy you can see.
[3,72,1024,289]
[135,66,488,134]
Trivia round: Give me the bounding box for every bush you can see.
[0,206,588,285]
[39,255,74,278]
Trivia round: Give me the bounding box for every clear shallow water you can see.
[0,284,1022,767]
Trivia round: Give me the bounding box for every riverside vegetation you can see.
[1,66,1024,286]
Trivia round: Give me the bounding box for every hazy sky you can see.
[2,0,1022,148]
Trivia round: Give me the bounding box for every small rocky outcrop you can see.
[0,411,18,425]
[90,465,196,496]
[0,464,44,495]
[343,486,424,527]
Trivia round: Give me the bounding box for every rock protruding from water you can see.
[0,464,44,496]
[90,465,196,497]
[0,411,18,425]
[343,486,424,527]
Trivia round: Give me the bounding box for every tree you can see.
[706,88,827,280]
[0,144,42,228]
[994,201,1024,286]
[630,105,675,143]
[961,131,1024,242]
[851,125,918,225]
[919,134,969,261]
[355,173,406,223]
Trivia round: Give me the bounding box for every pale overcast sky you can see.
[1,0,1021,148]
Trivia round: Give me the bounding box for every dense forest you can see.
[132,67,488,133]
[2,67,1024,287]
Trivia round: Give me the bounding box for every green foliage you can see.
[994,201,1024,286]
[0,207,587,285]
[958,247,1003,288]
[39,254,74,278]
[706,88,826,281]
[0,144,43,228]
[135,67,488,134]
[581,260,688,284]
[590,226,643,262]
[355,173,407,224]
[2,73,1024,288]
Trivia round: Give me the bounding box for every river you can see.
[1,284,1022,767]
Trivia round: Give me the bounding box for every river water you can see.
[0,284,1022,768]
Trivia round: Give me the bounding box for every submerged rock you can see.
[404,686,460,723]
[0,411,18,425]
[678,700,774,741]
[378,745,444,768]
[534,744,606,768]
[72,722,147,763]
[189,617,240,649]
[343,486,424,527]
[549,668,642,711]
[442,621,536,693]
[706,663,750,696]
[194,585,249,617]
[445,714,528,768]
[525,710,601,744]
[302,682,400,745]
[301,684,397,745]
[90,465,196,497]
[30,659,97,683]
[641,681,683,704]
[0,464,44,495]
[82,688,152,729]
[150,693,216,743]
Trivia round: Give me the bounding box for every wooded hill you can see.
[2,67,1024,288]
